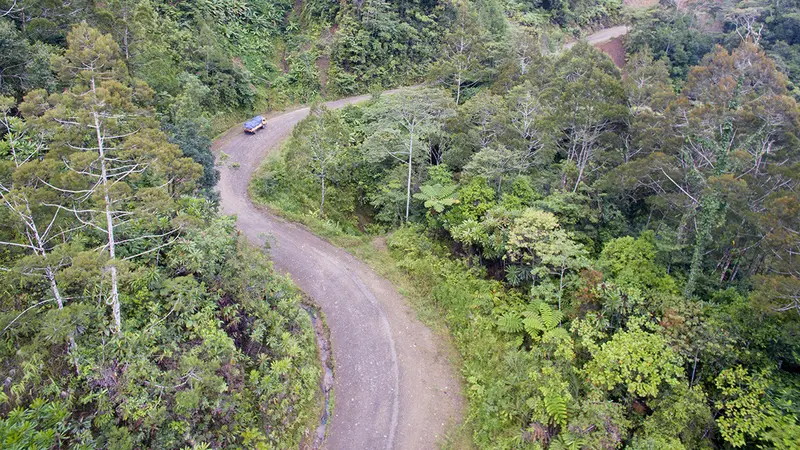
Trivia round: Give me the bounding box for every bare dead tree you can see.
[727,7,765,45]
[508,84,547,166]
[1,0,19,17]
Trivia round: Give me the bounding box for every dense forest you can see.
[2,0,799,449]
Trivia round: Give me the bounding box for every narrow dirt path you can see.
[213,92,463,450]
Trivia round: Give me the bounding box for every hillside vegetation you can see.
[254,2,800,449]
[0,17,319,450]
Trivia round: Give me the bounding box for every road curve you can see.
[213,92,463,450]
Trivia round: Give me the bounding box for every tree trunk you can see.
[684,230,706,298]
[46,265,80,373]
[90,74,122,334]
[94,107,121,334]
[123,25,129,60]
[405,125,414,221]
[455,75,462,105]
[31,222,78,373]
[684,199,721,298]
[573,140,590,192]
[320,174,326,216]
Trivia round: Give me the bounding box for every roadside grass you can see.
[249,156,477,449]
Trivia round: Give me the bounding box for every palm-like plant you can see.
[413,183,459,214]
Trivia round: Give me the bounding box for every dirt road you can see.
[564,25,630,49]
[213,93,463,450]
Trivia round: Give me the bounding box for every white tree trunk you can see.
[455,74,462,105]
[29,211,79,372]
[405,124,414,221]
[45,265,79,373]
[93,107,121,334]
[88,72,122,334]
[320,173,326,216]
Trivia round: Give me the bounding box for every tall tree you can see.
[298,106,349,216]
[545,42,627,192]
[20,22,200,333]
[465,144,531,193]
[444,90,505,170]
[430,1,489,104]
[503,81,551,167]
[505,208,587,307]
[364,88,454,221]
[0,18,55,98]
[604,42,800,296]
[0,96,79,368]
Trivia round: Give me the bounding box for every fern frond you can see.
[496,311,523,333]
[551,308,564,326]
[537,302,560,329]
[522,312,545,338]
[550,433,586,450]
[540,386,568,428]
[542,327,571,344]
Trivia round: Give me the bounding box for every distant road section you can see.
[564,25,630,49]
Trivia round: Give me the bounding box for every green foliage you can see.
[586,327,684,399]
[540,384,569,428]
[163,119,219,195]
[598,233,677,293]
[636,384,712,448]
[0,399,69,450]
[443,177,497,227]
[328,1,448,95]
[714,366,771,447]
[522,302,564,340]
[255,32,799,446]
[510,0,623,26]
[0,18,56,98]
[7,1,790,447]
[429,1,492,104]
[627,8,716,80]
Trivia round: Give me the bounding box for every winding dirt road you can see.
[213,93,463,450]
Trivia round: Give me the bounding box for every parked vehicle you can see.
[244,115,267,133]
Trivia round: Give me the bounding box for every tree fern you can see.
[522,311,546,338]
[413,183,459,213]
[522,302,563,340]
[537,302,563,329]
